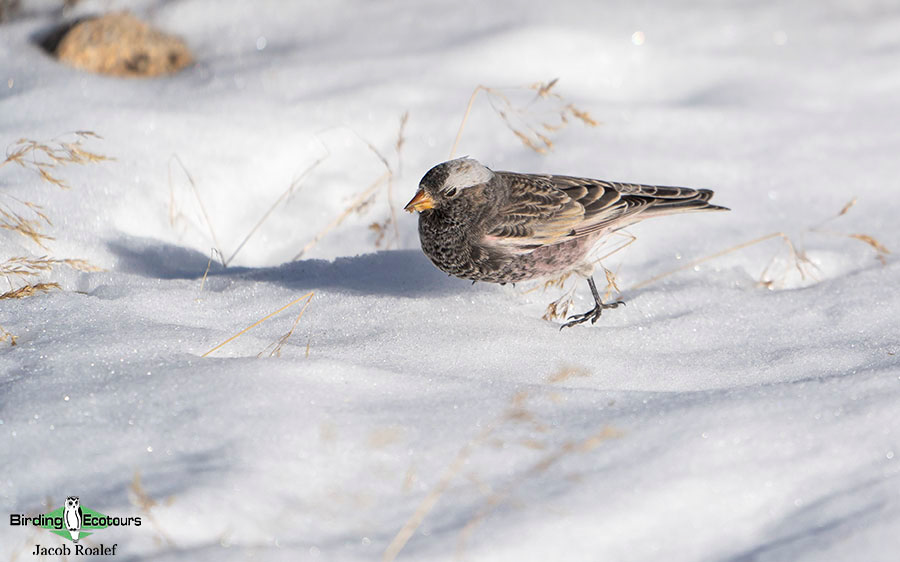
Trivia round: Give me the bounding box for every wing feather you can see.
[483,174,584,252]
[483,172,726,253]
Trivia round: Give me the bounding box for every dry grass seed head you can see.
[542,296,571,321]
[811,199,890,265]
[532,77,559,98]
[3,133,110,190]
[849,233,890,264]
[0,256,56,279]
[837,197,858,217]
[547,366,591,383]
[0,282,61,300]
[0,257,102,282]
[368,219,392,248]
[565,103,600,127]
[451,79,599,158]
[542,288,575,321]
[0,204,55,247]
[602,266,621,300]
[0,324,16,346]
[60,258,103,272]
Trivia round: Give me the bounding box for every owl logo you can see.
[63,496,83,543]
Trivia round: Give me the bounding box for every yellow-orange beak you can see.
[404,189,435,213]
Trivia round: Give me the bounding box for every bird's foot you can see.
[560,299,625,330]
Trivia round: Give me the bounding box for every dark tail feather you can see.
[642,188,729,216]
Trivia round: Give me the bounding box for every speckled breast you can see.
[419,215,595,284]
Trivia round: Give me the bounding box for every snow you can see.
[2,0,899,560]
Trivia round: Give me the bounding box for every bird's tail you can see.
[70,529,79,543]
[647,188,729,215]
[614,183,729,217]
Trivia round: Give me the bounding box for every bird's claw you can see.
[559,300,625,330]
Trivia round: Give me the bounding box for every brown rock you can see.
[55,12,192,77]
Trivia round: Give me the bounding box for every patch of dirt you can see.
[51,12,192,77]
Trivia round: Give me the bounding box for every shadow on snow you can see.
[107,237,471,297]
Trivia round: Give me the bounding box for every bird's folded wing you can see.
[554,177,657,237]
[485,173,720,253]
[568,179,724,236]
[483,173,655,251]
[482,174,585,252]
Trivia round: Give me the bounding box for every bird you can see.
[404,157,728,329]
[63,496,83,543]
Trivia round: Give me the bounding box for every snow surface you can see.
[2,0,899,560]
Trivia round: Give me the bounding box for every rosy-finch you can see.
[405,158,728,328]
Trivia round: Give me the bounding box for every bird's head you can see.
[404,157,494,213]
[66,497,79,507]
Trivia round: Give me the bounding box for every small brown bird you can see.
[405,158,728,328]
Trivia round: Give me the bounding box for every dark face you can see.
[404,158,494,214]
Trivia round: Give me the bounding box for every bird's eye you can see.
[444,187,458,197]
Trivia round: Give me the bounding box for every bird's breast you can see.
[418,212,480,279]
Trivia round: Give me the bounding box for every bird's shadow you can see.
[106,237,470,297]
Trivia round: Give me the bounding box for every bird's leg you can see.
[560,276,625,330]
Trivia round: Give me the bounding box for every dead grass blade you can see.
[806,199,891,266]
[169,155,224,266]
[345,114,408,251]
[129,471,176,546]
[535,77,559,98]
[756,235,820,289]
[449,85,486,159]
[565,103,600,127]
[293,172,389,260]
[395,111,409,176]
[546,365,590,383]
[0,201,54,247]
[455,427,621,557]
[809,197,859,232]
[631,195,891,291]
[224,156,327,266]
[0,256,101,282]
[449,79,599,158]
[533,231,632,318]
[385,112,409,247]
[837,197,857,217]
[368,219,396,249]
[198,248,222,293]
[0,324,16,346]
[0,256,56,279]
[59,258,104,272]
[601,265,622,300]
[383,425,496,562]
[202,291,315,358]
[848,233,890,256]
[386,371,616,561]
[0,282,60,300]
[628,231,787,291]
[2,132,111,189]
[258,291,315,357]
[542,287,575,321]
